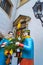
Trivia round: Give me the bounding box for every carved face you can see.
[8,32,14,38]
[8,33,13,38]
[22,32,28,39]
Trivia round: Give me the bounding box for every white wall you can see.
[0,0,18,35]
[15,0,43,65]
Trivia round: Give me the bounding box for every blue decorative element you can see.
[22,38,34,59]
[0,38,10,65]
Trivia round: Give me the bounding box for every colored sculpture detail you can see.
[0,30,34,65]
[5,31,14,65]
[0,33,10,65]
[16,30,34,65]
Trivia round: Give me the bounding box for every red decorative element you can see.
[19,43,24,47]
[17,31,20,36]
[20,58,34,65]
[1,44,5,46]
[1,43,5,47]
[16,52,21,57]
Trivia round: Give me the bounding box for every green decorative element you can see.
[4,38,22,52]
[23,30,30,33]
[5,43,17,52]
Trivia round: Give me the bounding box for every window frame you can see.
[0,0,13,17]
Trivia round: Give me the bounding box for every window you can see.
[17,0,29,8]
[0,0,13,16]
